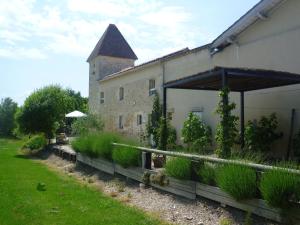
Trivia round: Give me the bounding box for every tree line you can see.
[0,85,87,138]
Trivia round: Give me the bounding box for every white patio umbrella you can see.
[65,110,87,118]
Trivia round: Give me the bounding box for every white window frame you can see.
[149,79,156,96]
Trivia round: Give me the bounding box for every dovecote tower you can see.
[87,24,138,113]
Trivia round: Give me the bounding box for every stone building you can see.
[88,0,300,157]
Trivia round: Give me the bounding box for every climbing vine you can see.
[146,93,162,147]
[215,87,239,158]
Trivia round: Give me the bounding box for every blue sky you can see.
[0,0,260,105]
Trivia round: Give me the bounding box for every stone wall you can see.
[88,55,135,114]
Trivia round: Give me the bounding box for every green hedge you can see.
[260,168,300,208]
[112,140,140,168]
[23,134,47,150]
[198,162,216,185]
[71,133,120,160]
[165,157,191,180]
[216,164,257,200]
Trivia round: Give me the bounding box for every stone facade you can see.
[98,64,163,138]
[88,55,135,114]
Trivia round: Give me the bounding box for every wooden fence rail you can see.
[112,143,300,175]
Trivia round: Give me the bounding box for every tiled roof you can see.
[87,24,138,62]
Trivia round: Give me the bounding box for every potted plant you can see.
[153,154,164,168]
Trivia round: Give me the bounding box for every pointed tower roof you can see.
[87,24,138,62]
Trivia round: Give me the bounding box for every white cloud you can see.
[139,6,191,27]
[0,47,47,60]
[67,0,132,17]
[0,0,210,62]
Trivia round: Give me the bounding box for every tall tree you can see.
[0,98,18,136]
[66,89,88,113]
[16,85,74,138]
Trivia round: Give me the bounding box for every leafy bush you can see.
[181,112,212,154]
[112,140,140,168]
[216,164,257,200]
[165,157,191,180]
[244,113,282,152]
[71,114,104,136]
[260,168,300,208]
[23,134,47,150]
[157,117,177,150]
[71,133,120,160]
[198,162,216,185]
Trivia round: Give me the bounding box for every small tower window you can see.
[100,92,104,104]
[137,114,142,125]
[149,79,156,96]
[119,87,124,101]
[118,115,123,129]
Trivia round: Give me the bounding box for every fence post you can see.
[142,152,152,170]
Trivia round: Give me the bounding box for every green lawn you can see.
[0,139,163,225]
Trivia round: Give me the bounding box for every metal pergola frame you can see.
[163,67,300,148]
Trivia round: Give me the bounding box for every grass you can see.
[165,157,191,180]
[260,167,300,208]
[0,138,163,225]
[216,164,257,200]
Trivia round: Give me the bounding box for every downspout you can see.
[162,61,167,118]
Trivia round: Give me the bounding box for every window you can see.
[149,79,156,96]
[192,111,203,120]
[119,87,124,101]
[118,115,123,129]
[137,114,142,125]
[100,92,104,104]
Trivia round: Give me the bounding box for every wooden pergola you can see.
[162,67,300,148]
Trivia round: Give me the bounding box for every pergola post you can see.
[221,69,229,157]
[240,91,245,149]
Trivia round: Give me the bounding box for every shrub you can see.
[23,134,47,150]
[157,117,177,151]
[112,140,140,168]
[92,133,120,160]
[260,168,300,208]
[244,113,282,152]
[71,114,104,136]
[165,157,191,180]
[71,133,120,160]
[198,162,216,185]
[181,112,212,154]
[216,164,257,200]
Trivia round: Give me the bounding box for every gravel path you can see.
[37,149,278,225]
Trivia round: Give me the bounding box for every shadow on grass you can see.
[14,145,54,160]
